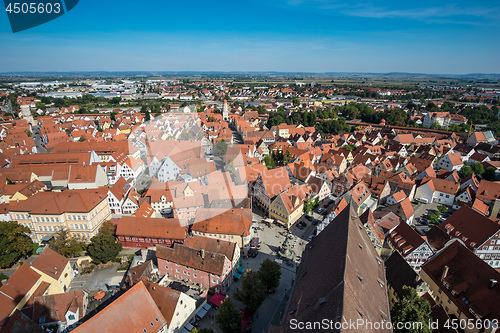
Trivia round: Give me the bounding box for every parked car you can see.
[305,215,313,221]
[312,219,319,225]
[318,208,324,214]
[323,202,329,208]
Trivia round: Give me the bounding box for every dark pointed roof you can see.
[270,205,391,332]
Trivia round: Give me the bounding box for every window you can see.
[55,218,59,223]
[35,217,39,222]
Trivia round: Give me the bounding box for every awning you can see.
[184,322,194,331]
[238,259,243,265]
[179,329,189,333]
[209,293,226,307]
[202,303,211,311]
[196,307,208,318]
[237,266,245,273]
[234,272,242,279]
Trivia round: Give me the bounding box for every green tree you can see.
[0,222,33,268]
[215,297,242,333]
[283,149,292,165]
[391,286,431,333]
[482,167,496,181]
[234,270,266,312]
[303,199,313,213]
[87,221,121,264]
[214,140,228,156]
[313,197,319,209]
[35,102,46,110]
[458,165,473,179]
[263,155,276,170]
[471,162,484,175]
[258,258,282,290]
[49,228,86,258]
[427,213,439,224]
[344,144,356,151]
[145,110,151,122]
[437,205,448,215]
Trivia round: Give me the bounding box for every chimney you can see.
[441,265,449,282]
[140,248,148,261]
[490,279,498,289]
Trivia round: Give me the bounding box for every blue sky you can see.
[0,0,499,73]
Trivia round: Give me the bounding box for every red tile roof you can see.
[156,243,226,276]
[31,247,69,280]
[438,206,500,251]
[113,216,186,240]
[192,208,252,237]
[72,282,166,333]
[422,240,500,322]
[11,188,108,214]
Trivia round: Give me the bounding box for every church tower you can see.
[222,99,229,121]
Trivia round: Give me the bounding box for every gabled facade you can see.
[269,192,304,229]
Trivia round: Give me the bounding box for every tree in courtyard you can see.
[215,297,242,333]
[344,144,356,151]
[437,205,448,215]
[87,221,122,264]
[214,140,228,156]
[391,286,431,333]
[313,197,319,209]
[482,167,496,181]
[234,270,266,312]
[458,165,473,179]
[0,222,33,268]
[145,110,151,122]
[263,155,276,170]
[49,227,86,258]
[258,258,282,290]
[471,162,484,175]
[427,213,439,224]
[303,199,313,214]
